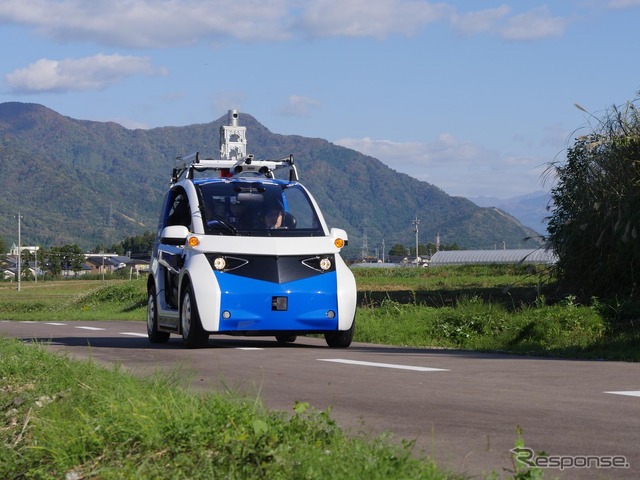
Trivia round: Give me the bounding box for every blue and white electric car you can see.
[147,110,357,348]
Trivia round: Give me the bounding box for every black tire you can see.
[325,319,355,348]
[147,285,170,343]
[275,334,297,344]
[180,284,209,348]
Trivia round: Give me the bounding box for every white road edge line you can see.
[45,322,67,326]
[605,391,640,398]
[318,358,449,372]
[236,347,264,351]
[74,326,106,331]
[120,332,148,337]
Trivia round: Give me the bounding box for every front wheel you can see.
[325,319,355,348]
[147,285,170,344]
[181,284,209,348]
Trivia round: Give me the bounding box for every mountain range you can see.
[0,102,542,257]
[468,191,552,237]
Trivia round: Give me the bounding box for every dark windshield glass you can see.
[197,180,324,237]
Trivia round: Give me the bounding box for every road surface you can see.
[1,320,638,479]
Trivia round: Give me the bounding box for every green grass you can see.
[355,295,639,361]
[0,278,147,321]
[352,266,639,361]
[353,264,550,290]
[0,337,454,479]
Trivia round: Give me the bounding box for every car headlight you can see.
[212,256,226,270]
[319,257,332,271]
[302,255,335,273]
[205,254,248,272]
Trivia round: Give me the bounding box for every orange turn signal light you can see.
[334,238,345,249]
[187,236,200,248]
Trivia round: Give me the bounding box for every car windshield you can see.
[196,180,324,237]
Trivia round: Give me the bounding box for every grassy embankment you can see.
[1,337,458,479]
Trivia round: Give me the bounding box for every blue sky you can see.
[1,0,639,198]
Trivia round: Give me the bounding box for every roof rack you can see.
[171,153,298,183]
[171,110,299,184]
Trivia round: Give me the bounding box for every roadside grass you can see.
[0,279,146,321]
[0,337,453,480]
[353,264,549,292]
[355,295,639,361]
[353,266,640,361]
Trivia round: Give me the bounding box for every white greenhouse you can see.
[429,249,557,266]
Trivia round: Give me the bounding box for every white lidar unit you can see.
[172,109,298,184]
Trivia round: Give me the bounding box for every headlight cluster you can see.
[319,257,332,271]
[205,254,248,272]
[302,255,334,273]
[212,257,226,270]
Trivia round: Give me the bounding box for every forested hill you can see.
[0,102,541,255]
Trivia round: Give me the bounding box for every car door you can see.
[157,188,191,309]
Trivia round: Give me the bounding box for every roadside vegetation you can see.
[547,96,640,300]
[0,337,453,480]
[354,265,639,361]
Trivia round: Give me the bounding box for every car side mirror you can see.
[161,225,190,245]
[330,227,349,247]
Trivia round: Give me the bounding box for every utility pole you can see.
[381,239,386,263]
[412,216,420,267]
[16,212,22,291]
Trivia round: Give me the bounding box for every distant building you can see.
[8,244,40,256]
[85,254,149,275]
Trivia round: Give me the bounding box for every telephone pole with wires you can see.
[15,212,23,291]
[412,216,420,267]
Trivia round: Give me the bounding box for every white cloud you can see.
[450,5,511,36]
[276,94,321,117]
[607,0,640,8]
[297,0,452,38]
[500,6,566,41]
[334,135,547,197]
[0,0,293,48]
[5,54,167,93]
[0,0,570,46]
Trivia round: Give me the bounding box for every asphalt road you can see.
[2,319,638,479]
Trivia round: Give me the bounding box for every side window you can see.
[166,190,191,228]
[284,187,319,229]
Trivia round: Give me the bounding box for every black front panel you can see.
[206,254,336,284]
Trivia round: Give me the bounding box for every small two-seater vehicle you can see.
[147,110,357,348]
